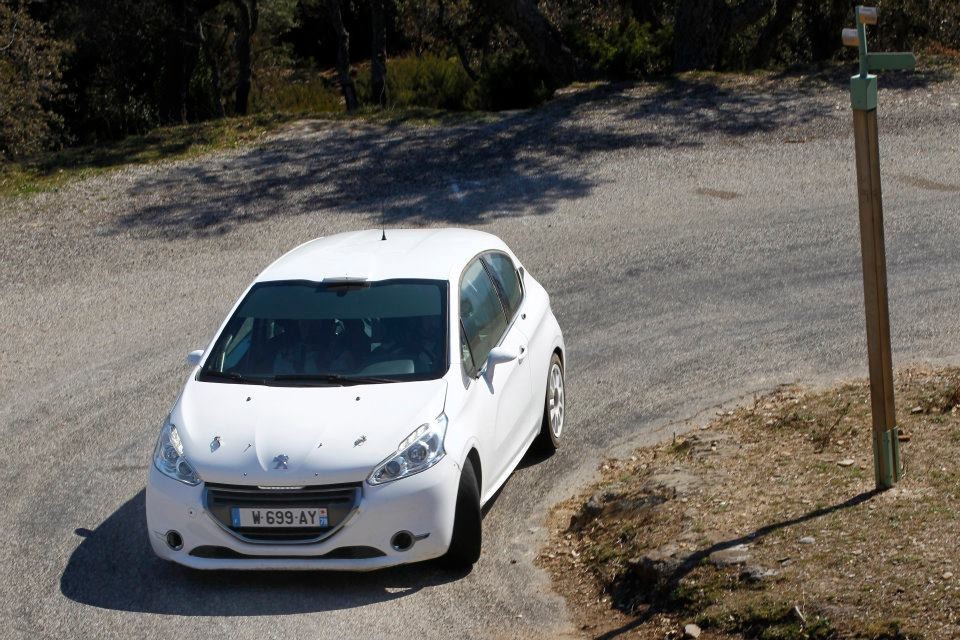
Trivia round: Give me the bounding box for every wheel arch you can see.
[464,447,482,496]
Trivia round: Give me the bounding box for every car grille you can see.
[204,482,362,544]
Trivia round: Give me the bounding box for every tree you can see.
[326,0,358,111]
[370,0,388,106]
[231,0,258,115]
[0,0,67,159]
[200,16,228,118]
[167,0,201,124]
[672,0,776,71]
[800,0,849,62]
[749,0,800,68]
[475,0,577,87]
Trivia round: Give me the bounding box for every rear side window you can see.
[483,252,523,319]
[460,259,507,374]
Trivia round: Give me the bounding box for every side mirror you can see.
[481,346,518,378]
[186,350,204,367]
[487,346,519,365]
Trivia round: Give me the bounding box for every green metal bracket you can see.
[846,6,915,112]
[872,427,904,489]
[867,52,916,72]
[850,75,878,111]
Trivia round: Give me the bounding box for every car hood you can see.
[171,378,448,486]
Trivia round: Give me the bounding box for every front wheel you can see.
[441,460,481,570]
[533,353,564,453]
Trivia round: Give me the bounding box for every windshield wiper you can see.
[271,373,397,386]
[200,370,267,385]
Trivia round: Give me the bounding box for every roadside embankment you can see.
[542,366,960,639]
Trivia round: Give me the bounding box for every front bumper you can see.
[145,456,460,571]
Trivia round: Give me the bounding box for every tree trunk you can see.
[802,0,849,62]
[453,40,480,81]
[164,0,190,124]
[672,0,721,71]
[370,0,388,106]
[672,0,775,72]
[628,0,663,28]
[749,0,800,67]
[437,0,480,81]
[326,0,358,111]
[477,0,577,88]
[232,0,258,116]
[199,20,226,118]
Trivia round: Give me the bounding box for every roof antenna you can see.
[381,227,387,241]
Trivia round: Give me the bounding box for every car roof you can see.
[256,228,511,284]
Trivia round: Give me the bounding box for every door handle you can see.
[518,345,527,363]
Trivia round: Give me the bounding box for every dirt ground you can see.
[541,366,960,639]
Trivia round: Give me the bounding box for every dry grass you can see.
[541,366,960,639]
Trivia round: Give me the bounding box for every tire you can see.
[441,459,482,570]
[533,353,565,453]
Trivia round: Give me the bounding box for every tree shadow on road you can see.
[109,63,948,240]
[623,66,951,139]
[60,490,466,616]
[111,84,707,239]
[621,75,837,138]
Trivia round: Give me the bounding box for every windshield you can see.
[198,279,448,385]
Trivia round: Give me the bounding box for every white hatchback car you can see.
[146,228,565,571]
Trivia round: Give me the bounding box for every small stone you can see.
[944,572,954,580]
[898,432,911,442]
[799,536,816,545]
[911,406,923,414]
[684,623,702,639]
[709,544,751,566]
[740,565,778,582]
[837,459,855,467]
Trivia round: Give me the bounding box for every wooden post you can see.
[844,5,914,489]
[852,108,902,489]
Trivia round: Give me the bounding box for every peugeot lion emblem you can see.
[273,454,289,470]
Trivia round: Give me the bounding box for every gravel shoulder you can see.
[0,72,958,639]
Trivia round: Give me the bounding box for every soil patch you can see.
[541,366,960,639]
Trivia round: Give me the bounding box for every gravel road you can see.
[1,72,958,640]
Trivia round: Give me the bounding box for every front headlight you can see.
[153,420,201,485]
[368,414,447,485]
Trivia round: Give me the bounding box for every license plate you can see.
[231,507,328,528]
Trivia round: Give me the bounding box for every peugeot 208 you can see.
[146,228,565,570]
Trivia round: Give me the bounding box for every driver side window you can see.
[459,259,507,376]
